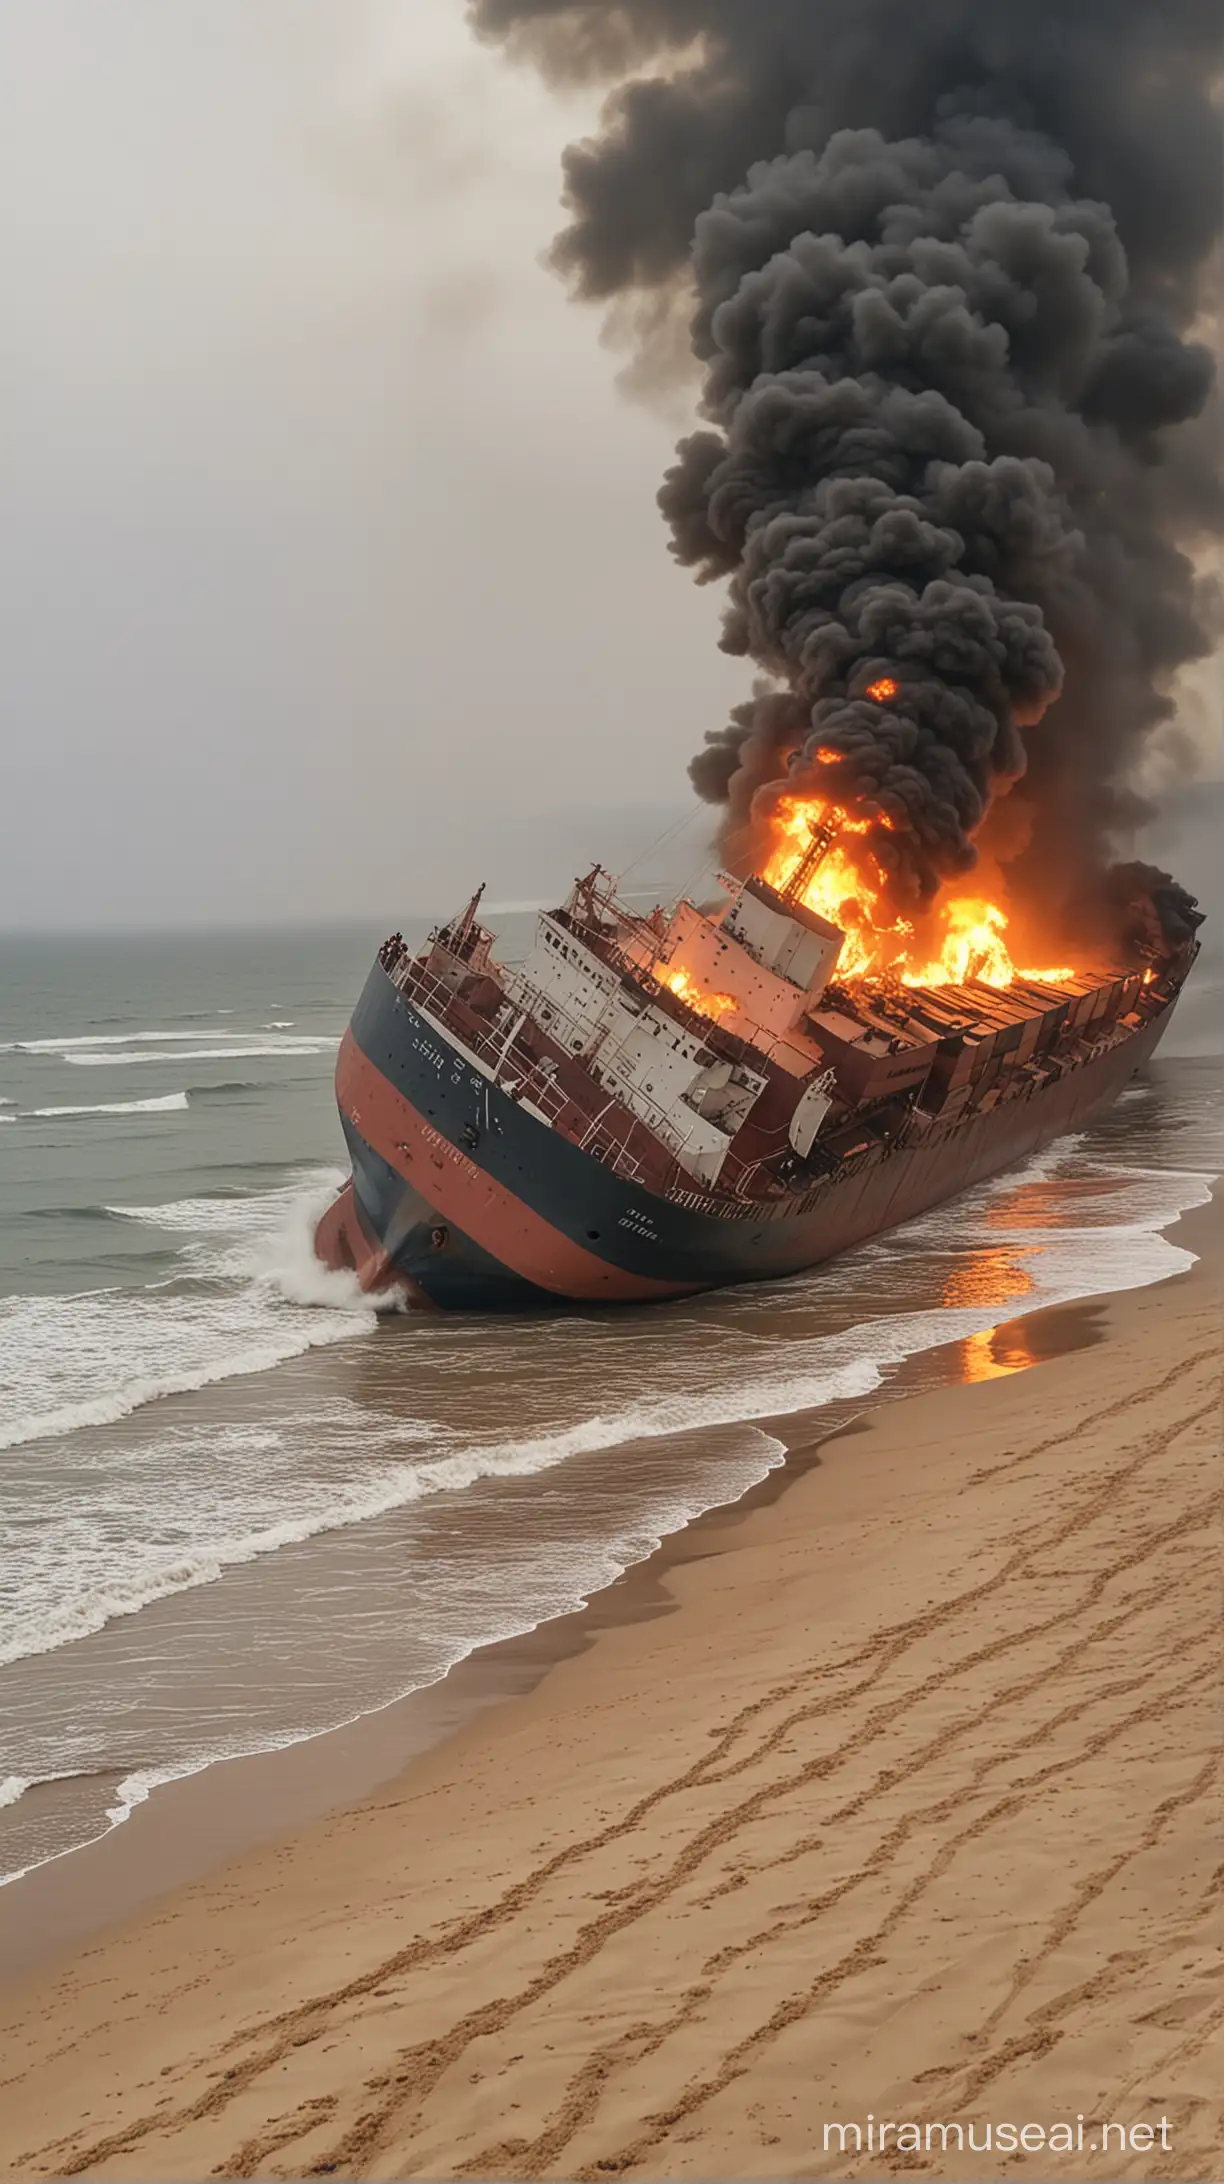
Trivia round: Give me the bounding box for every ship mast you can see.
[780,818,837,905]
[451,882,486,955]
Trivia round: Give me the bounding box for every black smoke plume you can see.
[471,0,1222,953]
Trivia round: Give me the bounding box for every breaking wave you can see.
[65,1042,336,1067]
[22,1092,191,1119]
[6,1028,255,1053]
[0,1172,380,1456]
[0,1078,1217,1890]
[1,1143,1213,1666]
[186,1080,263,1097]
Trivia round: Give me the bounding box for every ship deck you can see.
[377,931,1177,1226]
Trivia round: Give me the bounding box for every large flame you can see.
[761,796,1077,991]
[662,965,736,1020]
[901,900,1076,990]
[761,796,902,980]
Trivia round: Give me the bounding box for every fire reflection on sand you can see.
[943,1244,1039,1383]
[960,1322,1042,1383]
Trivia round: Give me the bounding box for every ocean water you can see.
[0,923,1219,1886]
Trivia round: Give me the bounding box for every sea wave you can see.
[0,1418,784,1884]
[21,1092,191,1119]
[6,1028,259,1053]
[185,1080,263,1097]
[0,1755,277,1889]
[0,1761,230,1889]
[0,1153,1212,1671]
[0,1174,383,1456]
[106,1176,344,1235]
[0,1416,470,1670]
[0,1430,783,1883]
[0,1101,1217,1892]
[0,1330,354,1467]
[25,1203,128,1223]
[65,1042,337,1067]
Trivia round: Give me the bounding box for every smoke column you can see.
[471,0,1222,948]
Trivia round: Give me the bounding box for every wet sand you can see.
[1,1201,1219,2181]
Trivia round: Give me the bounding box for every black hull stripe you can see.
[346,1126,561,1310]
[345,964,1178,1296]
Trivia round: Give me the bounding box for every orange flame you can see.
[760,797,1078,992]
[901,900,1075,990]
[761,796,898,980]
[662,965,736,1020]
[865,676,900,703]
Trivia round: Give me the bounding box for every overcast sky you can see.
[1,0,749,929]
[1,4,1219,931]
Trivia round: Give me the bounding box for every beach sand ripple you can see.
[0,1253,1219,2183]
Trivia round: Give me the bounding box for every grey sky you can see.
[1,3,1218,930]
[1,0,746,928]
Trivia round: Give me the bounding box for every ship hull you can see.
[316,963,1178,1312]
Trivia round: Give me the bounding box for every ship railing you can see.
[515,1061,655,1189]
[674,1120,806,1212]
[517,1070,568,1125]
[392,957,523,1075]
[391,948,880,1217]
[393,952,658,1191]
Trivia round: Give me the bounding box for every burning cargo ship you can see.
[312,23,1218,1316]
[314,820,1200,1311]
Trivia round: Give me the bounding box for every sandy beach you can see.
[1,1212,1220,2183]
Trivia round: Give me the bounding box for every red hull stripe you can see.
[337,1034,694,1303]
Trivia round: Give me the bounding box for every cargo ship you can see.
[314,834,1199,1311]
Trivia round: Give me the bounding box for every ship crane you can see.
[779,818,838,907]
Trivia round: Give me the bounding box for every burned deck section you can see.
[375,861,1186,1222]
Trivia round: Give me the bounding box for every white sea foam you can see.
[0,1151,1212,1677]
[105,1176,391,1303]
[0,1173,379,1457]
[987,1131,1088,1187]
[0,1407,786,1889]
[8,1028,263,1052]
[108,1183,325,1234]
[23,1092,191,1119]
[0,1349,881,1673]
[1,1107,1217,1888]
[65,1042,336,1067]
[0,1424,781,1881]
[0,1759,237,1889]
[0,1419,460,1668]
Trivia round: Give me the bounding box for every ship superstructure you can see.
[315,846,1197,1311]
